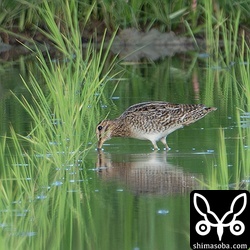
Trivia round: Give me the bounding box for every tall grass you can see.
[205,123,250,191]
[0,1,119,249]
[203,34,250,191]
[1,0,250,39]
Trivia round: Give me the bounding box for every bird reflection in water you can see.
[96,151,202,195]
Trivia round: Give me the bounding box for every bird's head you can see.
[96,120,115,149]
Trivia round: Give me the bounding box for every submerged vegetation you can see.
[0,0,250,249]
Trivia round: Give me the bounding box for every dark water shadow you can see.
[1,28,202,61]
[110,28,202,62]
[95,151,202,195]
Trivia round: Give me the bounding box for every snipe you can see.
[96,101,217,150]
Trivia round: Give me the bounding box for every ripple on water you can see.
[0,223,8,228]
[12,163,29,167]
[36,195,47,200]
[192,149,215,155]
[69,179,84,183]
[111,96,120,100]
[157,209,169,215]
[12,231,37,237]
[51,181,63,186]
[116,188,124,192]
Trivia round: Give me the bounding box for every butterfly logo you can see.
[193,193,247,241]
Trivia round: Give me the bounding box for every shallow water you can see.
[0,54,245,249]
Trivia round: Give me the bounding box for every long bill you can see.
[97,138,105,149]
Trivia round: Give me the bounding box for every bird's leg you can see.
[151,141,159,150]
[160,137,170,151]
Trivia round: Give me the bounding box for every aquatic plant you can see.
[1,0,250,41]
[203,35,250,191]
[0,1,119,249]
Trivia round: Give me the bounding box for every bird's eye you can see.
[97,125,103,131]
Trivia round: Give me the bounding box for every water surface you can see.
[0,53,242,249]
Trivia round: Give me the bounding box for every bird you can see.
[96,101,217,150]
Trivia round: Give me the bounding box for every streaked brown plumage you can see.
[96,101,217,150]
